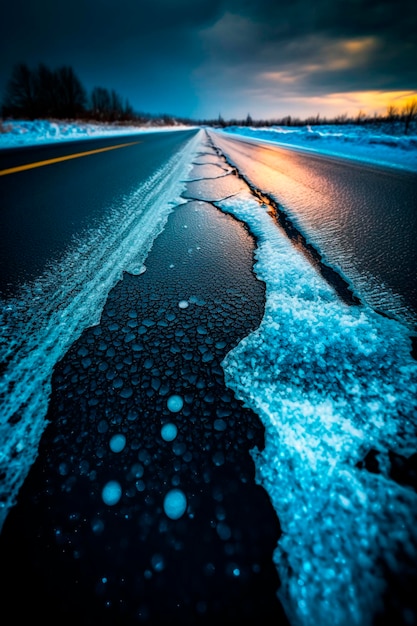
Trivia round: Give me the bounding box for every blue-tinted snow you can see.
[222,125,417,172]
[218,190,417,626]
[0,119,194,148]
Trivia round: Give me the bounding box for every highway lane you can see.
[0,129,198,295]
[0,128,202,535]
[0,130,290,626]
[210,131,417,326]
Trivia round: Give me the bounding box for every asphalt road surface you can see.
[0,129,416,626]
[210,131,417,326]
[0,130,197,294]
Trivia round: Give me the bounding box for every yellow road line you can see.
[0,141,142,176]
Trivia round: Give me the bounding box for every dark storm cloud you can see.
[198,0,417,90]
[1,0,416,117]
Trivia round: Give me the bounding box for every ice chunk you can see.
[109,434,126,453]
[161,423,178,442]
[163,489,187,519]
[102,480,122,506]
[167,395,184,412]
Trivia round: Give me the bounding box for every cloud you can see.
[193,1,417,117]
[1,0,416,117]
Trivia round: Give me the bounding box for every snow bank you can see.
[0,119,194,148]
[222,125,417,172]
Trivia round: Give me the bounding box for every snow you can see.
[0,118,194,148]
[217,189,417,626]
[221,124,417,172]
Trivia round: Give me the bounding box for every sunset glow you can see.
[278,90,417,119]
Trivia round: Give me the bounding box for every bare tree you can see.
[401,99,417,134]
[2,63,87,119]
[1,63,36,118]
[91,87,111,120]
[35,63,58,117]
[55,66,87,118]
[122,98,134,120]
[386,104,399,122]
[109,89,124,121]
[355,109,367,124]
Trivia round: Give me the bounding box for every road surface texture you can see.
[210,131,417,327]
[0,129,416,626]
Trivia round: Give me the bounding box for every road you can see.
[0,129,289,626]
[0,130,197,294]
[0,129,416,626]
[210,131,417,326]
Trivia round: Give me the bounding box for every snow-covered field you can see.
[0,118,193,148]
[221,124,417,172]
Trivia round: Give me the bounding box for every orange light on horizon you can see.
[315,90,416,114]
[276,90,417,118]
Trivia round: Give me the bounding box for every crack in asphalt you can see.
[204,132,363,308]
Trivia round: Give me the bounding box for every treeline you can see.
[198,101,417,134]
[1,63,136,122]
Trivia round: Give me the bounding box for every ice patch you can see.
[218,191,417,626]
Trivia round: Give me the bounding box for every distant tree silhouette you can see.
[386,104,399,122]
[122,98,134,120]
[90,86,134,121]
[2,63,37,119]
[110,89,123,121]
[1,63,87,119]
[35,63,58,117]
[91,86,112,120]
[401,99,417,134]
[55,66,87,118]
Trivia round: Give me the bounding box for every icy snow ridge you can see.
[218,191,417,626]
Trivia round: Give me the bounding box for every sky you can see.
[1,0,416,120]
